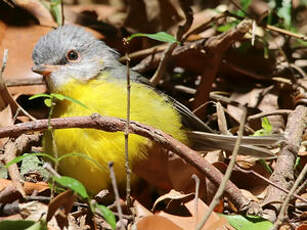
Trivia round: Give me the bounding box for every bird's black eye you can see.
[66,50,80,62]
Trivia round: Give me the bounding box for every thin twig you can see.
[119,44,167,62]
[196,106,247,230]
[5,77,44,87]
[192,19,252,117]
[150,0,193,86]
[44,162,61,177]
[47,97,59,199]
[272,164,307,230]
[265,25,307,41]
[192,174,200,229]
[108,162,125,230]
[60,0,64,26]
[247,110,292,121]
[0,49,36,121]
[262,105,307,221]
[0,114,251,210]
[149,43,177,86]
[236,167,307,204]
[0,49,8,75]
[182,13,227,41]
[216,102,229,135]
[295,179,307,198]
[125,52,132,208]
[3,134,40,200]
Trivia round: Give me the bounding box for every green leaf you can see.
[50,0,63,26]
[253,117,272,136]
[44,98,52,107]
[95,204,116,230]
[127,32,179,44]
[53,176,88,199]
[217,21,239,32]
[5,153,56,168]
[51,93,66,101]
[241,0,252,11]
[0,220,36,230]
[261,117,272,133]
[259,159,272,174]
[221,214,273,230]
[52,94,88,109]
[25,220,47,230]
[237,0,252,16]
[29,94,52,100]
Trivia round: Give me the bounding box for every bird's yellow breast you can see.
[45,74,187,193]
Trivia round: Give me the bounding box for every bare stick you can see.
[247,110,292,121]
[108,162,125,230]
[192,174,200,228]
[150,0,193,86]
[44,162,61,177]
[196,106,247,230]
[272,164,307,230]
[125,53,132,207]
[4,134,40,198]
[262,105,307,221]
[0,49,36,121]
[0,114,251,210]
[236,167,307,204]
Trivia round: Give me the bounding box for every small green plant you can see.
[5,151,116,229]
[29,93,88,109]
[126,31,179,44]
[221,214,273,230]
[253,117,273,137]
[252,117,273,173]
[27,94,116,228]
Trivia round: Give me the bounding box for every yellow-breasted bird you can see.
[32,25,280,194]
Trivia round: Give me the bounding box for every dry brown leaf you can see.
[296,224,307,230]
[203,150,224,164]
[0,105,13,128]
[295,193,307,207]
[0,24,50,95]
[0,178,49,195]
[134,199,153,219]
[47,190,76,222]
[13,0,56,27]
[213,161,270,196]
[0,105,13,147]
[228,88,263,125]
[240,189,259,202]
[66,4,117,21]
[159,198,233,230]
[152,189,194,211]
[134,144,172,190]
[137,215,183,230]
[20,201,48,221]
[236,155,257,169]
[167,153,207,194]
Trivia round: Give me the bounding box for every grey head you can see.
[32,25,120,91]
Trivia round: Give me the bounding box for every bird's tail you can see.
[187,131,283,159]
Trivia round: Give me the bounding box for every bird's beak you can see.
[32,64,60,77]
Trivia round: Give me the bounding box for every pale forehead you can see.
[32,25,97,65]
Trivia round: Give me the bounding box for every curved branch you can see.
[0,113,251,210]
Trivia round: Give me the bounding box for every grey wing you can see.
[122,68,284,157]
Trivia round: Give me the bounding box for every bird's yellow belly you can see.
[44,77,187,194]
